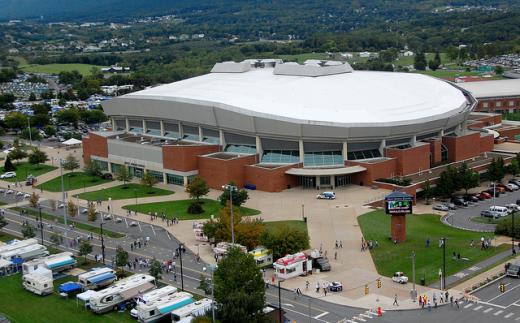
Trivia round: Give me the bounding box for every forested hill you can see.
[0,0,518,22]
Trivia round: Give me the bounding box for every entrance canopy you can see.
[285,165,366,176]
[62,138,82,146]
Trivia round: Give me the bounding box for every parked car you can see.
[314,257,331,272]
[479,191,492,199]
[101,172,113,180]
[129,221,138,227]
[489,206,509,217]
[0,171,16,179]
[316,192,336,200]
[507,261,520,278]
[463,195,479,203]
[433,204,449,211]
[484,189,500,197]
[115,218,123,223]
[392,272,408,284]
[328,281,343,292]
[480,210,499,219]
[506,204,520,212]
[495,184,510,192]
[451,196,468,207]
[103,214,112,221]
[507,183,519,191]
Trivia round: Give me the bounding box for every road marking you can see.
[478,301,506,309]
[505,313,515,318]
[474,305,483,311]
[484,308,494,313]
[137,221,142,232]
[488,283,520,302]
[313,311,329,319]
[495,310,504,316]
[352,317,366,322]
[124,218,128,228]
[151,225,156,236]
[360,313,373,319]
[464,303,474,309]
[166,231,172,240]
[516,316,520,321]
[281,306,329,323]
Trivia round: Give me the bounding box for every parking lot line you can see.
[494,310,504,316]
[505,313,515,318]
[484,308,494,313]
[464,303,474,309]
[474,305,483,311]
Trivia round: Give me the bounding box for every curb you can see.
[468,272,506,294]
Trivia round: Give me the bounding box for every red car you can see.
[479,191,491,199]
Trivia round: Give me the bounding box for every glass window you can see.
[183,134,200,142]
[261,150,299,164]
[203,136,220,144]
[164,131,179,139]
[128,166,144,178]
[225,144,256,154]
[187,175,197,184]
[146,129,162,136]
[92,160,108,171]
[129,127,143,134]
[483,102,489,108]
[110,163,123,174]
[496,101,502,107]
[147,170,163,182]
[166,174,184,186]
[347,149,381,161]
[303,151,343,167]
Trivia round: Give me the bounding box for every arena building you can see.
[459,78,520,114]
[83,60,495,192]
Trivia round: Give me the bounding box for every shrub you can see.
[375,177,412,186]
[187,202,204,214]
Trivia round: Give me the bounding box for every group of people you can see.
[129,238,148,251]
[418,291,458,310]
[148,211,179,226]
[361,237,378,252]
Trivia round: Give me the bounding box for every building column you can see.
[330,175,335,189]
[160,120,165,136]
[219,130,226,150]
[342,141,348,162]
[438,129,444,138]
[125,118,130,131]
[178,122,184,138]
[183,176,189,186]
[299,139,304,163]
[410,135,416,147]
[107,162,112,173]
[142,120,147,134]
[379,139,386,157]
[316,176,320,190]
[456,123,464,136]
[255,136,263,158]
[111,118,116,131]
[162,173,167,185]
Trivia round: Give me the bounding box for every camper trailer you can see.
[22,267,53,295]
[0,258,20,276]
[1,244,48,262]
[273,252,312,280]
[0,238,37,255]
[130,285,178,318]
[249,246,273,268]
[78,267,117,290]
[212,242,247,261]
[23,252,76,275]
[171,298,213,322]
[136,292,193,323]
[89,274,156,314]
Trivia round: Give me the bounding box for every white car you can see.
[506,204,520,212]
[23,193,31,199]
[16,191,24,196]
[103,214,112,220]
[115,218,123,223]
[6,190,14,194]
[129,221,138,227]
[392,272,408,284]
[57,203,65,208]
[507,183,519,191]
[0,172,16,179]
[432,204,449,211]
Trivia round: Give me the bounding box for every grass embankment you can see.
[75,183,173,201]
[37,172,111,192]
[3,162,57,182]
[358,210,508,285]
[123,198,261,220]
[20,63,107,76]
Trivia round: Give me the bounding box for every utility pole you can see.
[178,243,184,291]
[442,237,446,290]
[60,159,68,241]
[278,279,284,323]
[222,184,237,244]
[412,250,416,301]
[38,206,44,245]
[513,209,516,256]
[100,222,106,265]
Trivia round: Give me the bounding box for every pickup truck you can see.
[507,262,520,278]
[392,272,408,284]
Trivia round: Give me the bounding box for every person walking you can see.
[427,300,432,312]
[305,281,310,291]
[454,298,459,309]
[418,295,423,307]
[393,294,399,306]
[316,282,320,293]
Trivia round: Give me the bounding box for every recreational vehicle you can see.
[0,238,37,255]
[212,242,247,261]
[0,258,20,276]
[23,252,76,275]
[78,267,117,290]
[249,246,273,268]
[89,274,156,314]
[0,244,48,261]
[130,285,178,318]
[171,298,213,322]
[22,267,53,295]
[136,292,193,323]
[273,252,312,280]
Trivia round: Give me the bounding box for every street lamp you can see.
[177,243,184,291]
[278,279,285,323]
[512,209,516,256]
[221,184,237,244]
[411,250,417,301]
[108,197,112,219]
[203,265,217,323]
[38,205,44,245]
[441,237,446,290]
[100,222,106,265]
[59,158,68,241]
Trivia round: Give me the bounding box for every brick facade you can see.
[162,145,220,172]
[82,132,108,162]
[442,132,481,162]
[348,158,397,186]
[479,134,495,154]
[496,127,520,141]
[391,215,406,242]
[385,143,430,176]
[474,97,520,113]
[244,164,300,192]
[197,154,258,189]
[427,139,442,165]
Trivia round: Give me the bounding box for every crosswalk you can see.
[463,302,518,320]
[343,309,385,322]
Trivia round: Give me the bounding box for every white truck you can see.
[130,285,178,318]
[135,291,193,323]
[22,267,54,295]
[22,252,76,275]
[78,267,117,290]
[89,274,156,314]
[171,298,213,322]
[0,244,49,261]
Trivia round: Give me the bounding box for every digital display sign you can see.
[385,193,413,215]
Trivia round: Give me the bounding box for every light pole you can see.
[222,184,237,244]
[441,237,446,290]
[100,222,106,265]
[59,158,68,241]
[203,265,217,323]
[512,209,516,255]
[278,279,285,323]
[178,243,184,291]
[411,250,417,301]
[108,197,112,219]
[38,205,44,245]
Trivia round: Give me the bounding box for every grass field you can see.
[0,274,134,323]
[358,210,508,285]
[123,198,261,220]
[264,220,308,235]
[75,183,173,201]
[471,214,509,224]
[2,162,57,183]
[20,63,107,76]
[11,206,124,239]
[37,172,112,192]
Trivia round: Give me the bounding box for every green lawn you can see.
[2,162,57,182]
[358,210,508,285]
[20,63,106,76]
[75,183,173,201]
[264,220,308,235]
[123,198,261,220]
[37,172,112,192]
[0,274,134,323]
[471,215,509,225]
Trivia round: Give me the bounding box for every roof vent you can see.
[211,61,251,73]
[274,61,353,77]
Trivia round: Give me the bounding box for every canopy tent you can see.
[76,289,97,309]
[59,282,82,294]
[61,138,82,146]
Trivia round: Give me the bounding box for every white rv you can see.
[0,244,48,261]
[23,252,76,275]
[78,267,117,290]
[0,238,37,255]
[171,298,213,322]
[130,285,178,318]
[22,267,53,295]
[136,292,193,323]
[89,274,156,314]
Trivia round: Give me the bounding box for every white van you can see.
[316,192,336,200]
[489,206,509,217]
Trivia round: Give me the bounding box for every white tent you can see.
[62,138,82,146]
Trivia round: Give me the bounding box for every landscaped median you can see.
[37,171,112,192]
[123,198,261,220]
[75,183,173,201]
[11,207,125,238]
[2,162,56,182]
[358,210,508,285]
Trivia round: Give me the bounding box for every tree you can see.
[458,162,479,194]
[79,240,93,262]
[28,148,48,165]
[495,66,504,75]
[29,192,39,208]
[8,148,28,162]
[488,157,505,183]
[414,52,427,71]
[186,176,209,214]
[67,200,77,218]
[4,112,27,132]
[28,92,37,101]
[116,167,132,187]
[115,245,129,270]
[422,179,434,205]
[50,232,63,247]
[435,166,458,197]
[3,156,16,172]
[510,157,520,176]
[22,222,36,238]
[214,247,265,323]
[0,213,7,229]
[218,182,249,207]
[260,224,310,260]
[62,154,80,173]
[141,172,158,191]
[84,160,102,177]
[198,274,212,295]
[87,203,97,222]
[149,258,163,280]
[55,108,80,127]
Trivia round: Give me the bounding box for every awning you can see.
[285,166,366,176]
[120,282,155,299]
[61,138,82,146]
[89,272,116,284]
